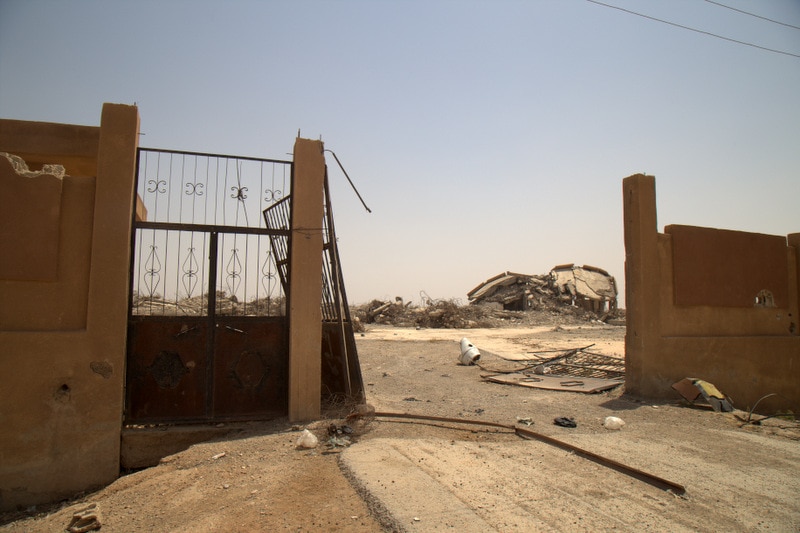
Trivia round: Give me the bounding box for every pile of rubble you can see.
[468,265,618,317]
[131,291,286,316]
[351,298,497,330]
[352,265,623,329]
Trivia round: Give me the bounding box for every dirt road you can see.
[2,324,798,531]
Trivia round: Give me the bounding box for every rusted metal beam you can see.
[371,411,686,495]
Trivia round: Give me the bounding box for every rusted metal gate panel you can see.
[262,169,365,404]
[126,319,209,421]
[212,317,287,417]
[126,148,292,424]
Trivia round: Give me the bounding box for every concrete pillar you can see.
[622,174,660,395]
[288,138,325,422]
[85,103,140,482]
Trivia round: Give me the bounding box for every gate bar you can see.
[134,221,290,236]
[206,231,219,417]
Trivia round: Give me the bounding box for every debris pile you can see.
[131,291,286,316]
[353,264,623,329]
[464,341,625,394]
[352,298,498,329]
[672,378,734,412]
[468,265,618,318]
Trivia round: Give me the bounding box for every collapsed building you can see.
[467,265,618,316]
[354,265,620,330]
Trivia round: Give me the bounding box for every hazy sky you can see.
[2,0,798,306]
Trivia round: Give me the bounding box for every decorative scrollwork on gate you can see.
[264,188,283,203]
[133,149,291,317]
[184,182,204,196]
[146,179,167,194]
[143,245,162,297]
[261,250,277,297]
[226,248,242,296]
[182,247,200,297]
[148,350,189,389]
[230,185,248,201]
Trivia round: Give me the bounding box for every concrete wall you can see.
[0,104,139,511]
[623,174,799,413]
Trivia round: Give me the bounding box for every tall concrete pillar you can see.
[288,138,325,422]
[622,174,660,395]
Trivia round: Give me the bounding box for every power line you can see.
[704,0,800,31]
[586,0,800,59]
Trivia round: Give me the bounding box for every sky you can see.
[1,0,798,306]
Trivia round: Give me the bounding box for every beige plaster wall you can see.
[623,174,799,414]
[0,104,139,511]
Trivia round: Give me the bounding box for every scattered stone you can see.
[296,429,318,449]
[66,503,101,533]
[603,416,626,430]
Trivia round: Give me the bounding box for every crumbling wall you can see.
[550,264,618,314]
[0,104,139,511]
[623,174,799,414]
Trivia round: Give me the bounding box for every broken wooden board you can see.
[483,373,623,393]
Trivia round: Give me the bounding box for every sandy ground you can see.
[2,323,799,532]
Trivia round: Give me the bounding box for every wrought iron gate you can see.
[125,148,293,423]
[262,170,364,404]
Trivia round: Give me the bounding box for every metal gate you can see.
[125,148,293,424]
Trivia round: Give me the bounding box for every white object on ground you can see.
[459,338,481,365]
[296,429,319,449]
[603,416,625,430]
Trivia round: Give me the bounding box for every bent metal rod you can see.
[369,411,686,496]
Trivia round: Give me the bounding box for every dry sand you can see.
[2,323,798,532]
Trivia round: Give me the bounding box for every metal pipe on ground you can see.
[369,411,686,496]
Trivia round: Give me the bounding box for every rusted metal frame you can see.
[320,245,337,321]
[529,344,595,364]
[323,149,371,213]
[140,146,291,166]
[325,186,357,329]
[322,169,351,395]
[134,220,289,237]
[536,362,624,380]
[262,195,292,292]
[127,148,146,323]
[205,231,219,418]
[127,148,293,423]
[530,349,625,380]
[371,411,686,495]
[512,426,684,494]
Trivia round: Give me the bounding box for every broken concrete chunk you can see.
[66,503,101,533]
